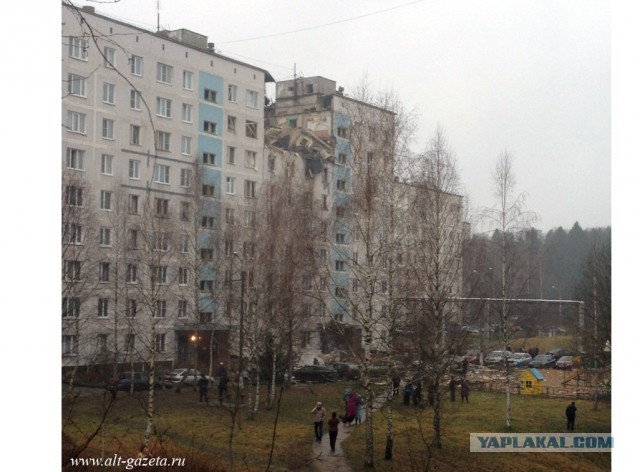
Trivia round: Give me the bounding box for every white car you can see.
[164,368,212,386]
[507,352,532,367]
[484,350,511,365]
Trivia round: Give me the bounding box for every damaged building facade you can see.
[62,4,463,375]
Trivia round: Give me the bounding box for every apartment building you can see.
[61,3,273,370]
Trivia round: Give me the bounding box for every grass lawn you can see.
[342,389,611,472]
[63,382,610,471]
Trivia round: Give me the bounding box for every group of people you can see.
[195,362,229,405]
[310,389,365,453]
[448,376,471,403]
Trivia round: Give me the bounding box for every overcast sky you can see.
[67,0,611,233]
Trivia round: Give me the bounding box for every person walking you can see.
[342,387,352,424]
[217,362,229,404]
[311,401,326,442]
[460,378,470,403]
[449,377,457,402]
[566,401,577,431]
[345,391,358,425]
[403,382,414,406]
[198,373,209,403]
[327,411,340,452]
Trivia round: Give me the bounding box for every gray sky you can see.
[69,0,611,232]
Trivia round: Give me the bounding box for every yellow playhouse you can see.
[519,368,545,395]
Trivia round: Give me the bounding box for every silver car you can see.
[164,368,212,386]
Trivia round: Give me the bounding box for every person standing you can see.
[327,411,340,452]
[460,379,470,403]
[403,382,413,406]
[449,377,457,402]
[198,373,209,403]
[354,394,364,425]
[392,372,401,397]
[345,391,358,425]
[566,401,577,431]
[311,401,326,442]
[342,387,352,424]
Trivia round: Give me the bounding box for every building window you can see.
[202,184,215,197]
[97,334,108,353]
[156,131,171,151]
[98,298,109,318]
[337,179,346,191]
[302,275,312,291]
[200,280,214,291]
[245,150,257,169]
[352,251,359,265]
[99,262,110,282]
[227,146,236,165]
[336,206,347,217]
[131,55,143,76]
[103,83,115,104]
[180,233,189,252]
[226,177,236,194]
[100,190,112,210]
[246,90,258,108]
[69,37,88,60]
[204,121,217,135]
[99,227,111,246]
[124,334,135,352]
[337,153,347,165]
[67,110,86,134]
[63,335,78,356]
[352,279,359,292]
[67,74,86,97]
[152,232,169,251]
[102,118,115,140]
[335,287,347,298]
[62,297,80,318]
[203,152,216,166]
[63,223,83,245]
[104,46,115,68]
[101,154,113,175]
[199,312,213,323]
[225,208,235,225]
[245,120,258,139]
[156,97,172,118]
[336,233,346,244]
[156,62,173,84]
[381,280,388,293]
[126,264,138,283]
[180,201,191,221]
[244,210,256,227]
[337,126,348,138]
[320,248,328,262]
[228,115,236,133]
[66,148,85,170]
[228,84,237,102]
[182,103,193,122]
[201,248,213,261]
[201,216,215,228]
[129,159,140,179]
[125,299,137,318]
[128,229,139,249]
[183,70,193,90]
[178,300,188,318]
[152,266,168,285]
[154,164,170,184]
[243,242,255,259]
[155,198,169,217]
[130,125,141,145]
[180,168,191,187]
[204,88,218,103]
[244,180,256,198]
[367,152,374,166]
[155,334,166,353]
[154,300,167,318]
[130,89,141,110]
[63,260,82,281]
[178,267,189,285]
[335,260,346,271]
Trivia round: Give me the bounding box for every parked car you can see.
[164,368,212,386]
[333,362,360,381]
[461,325,480,334]
[507,352,532,367]
[484,350,511,366]
[546,348,572,361]
[106,372,171,393]
[463,349,482,364]
[554,355,575,370]
[529,354,556,369]
[292,365,338,383]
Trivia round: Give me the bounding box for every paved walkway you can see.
[311,394,387,472]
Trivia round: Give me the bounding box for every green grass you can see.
[342,390,610,471]
[63,383,610,471]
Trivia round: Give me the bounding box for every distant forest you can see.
[462,222,611,342]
